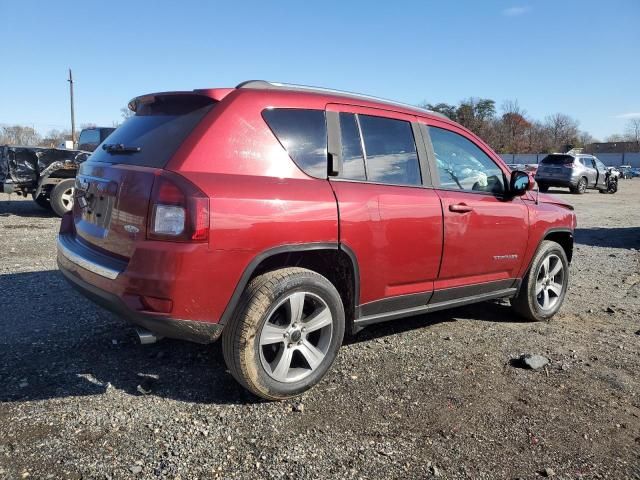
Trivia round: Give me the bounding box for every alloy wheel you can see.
[60,187,74,211]
[259,291,333,383]
[578,179,586,193]
[535,254,565,311]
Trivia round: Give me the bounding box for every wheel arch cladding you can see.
[544,230,573,263]
[220,245,359,333]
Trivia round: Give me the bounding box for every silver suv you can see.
[535,153,609,194]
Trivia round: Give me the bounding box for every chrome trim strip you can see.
[57,235,121,280]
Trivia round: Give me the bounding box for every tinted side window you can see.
[262,109,327,178]
[429,127,505,194]
[358,115,421,186]
[78,129,100,147]
[338,113,366,181]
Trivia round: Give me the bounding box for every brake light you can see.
[147,172,209,242]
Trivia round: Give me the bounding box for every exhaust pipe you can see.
[136,328,162,345]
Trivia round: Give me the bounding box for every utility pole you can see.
[68,68,76,145]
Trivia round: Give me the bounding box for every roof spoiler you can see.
[127,89,233,113]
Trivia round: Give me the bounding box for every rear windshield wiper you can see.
[102,143,141,154]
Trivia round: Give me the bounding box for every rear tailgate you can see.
[72,93,216,259]
[74,164,157,258]
[536,154,573,179]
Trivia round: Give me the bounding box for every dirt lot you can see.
[0,181,639,480]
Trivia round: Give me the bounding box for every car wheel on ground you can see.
[222,267,345,400]
[49,179,75,217]
[31,192,53,211]
[511,240,569,322]
[571,177,587,194]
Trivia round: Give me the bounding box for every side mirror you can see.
[509,170,534,196]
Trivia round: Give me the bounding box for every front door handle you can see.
[449,203,473,213]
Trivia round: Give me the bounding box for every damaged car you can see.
[1,127,114,216]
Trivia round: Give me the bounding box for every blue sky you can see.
[1,0,638,140]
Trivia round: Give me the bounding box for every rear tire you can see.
[49,179,75,217]
[571,177,587,194]
[511,240,569,322]
[222,267,345,400]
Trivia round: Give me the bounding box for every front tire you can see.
[222,267,345,400]
[31,193,53,211]
[50,179,75,217]
[511,240,569,322]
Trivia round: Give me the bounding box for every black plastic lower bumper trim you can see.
[59,264,223,344]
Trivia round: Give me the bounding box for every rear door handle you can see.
[449,203,473,213]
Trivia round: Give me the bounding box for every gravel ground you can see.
[0,181,639,480]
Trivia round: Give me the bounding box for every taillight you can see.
[147,172,209,242]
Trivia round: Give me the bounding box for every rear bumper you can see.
[57,234,224,344]
[535,177,578,188]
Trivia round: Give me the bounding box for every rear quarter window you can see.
[262,109,327,178]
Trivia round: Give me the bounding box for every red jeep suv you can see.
[57,80,576,400]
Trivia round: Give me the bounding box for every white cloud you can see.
[502,6,531,16]
[615,112,640,119]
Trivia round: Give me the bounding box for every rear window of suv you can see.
[90,94,215,168]
[540,155,574,165]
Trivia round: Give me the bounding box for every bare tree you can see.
[624,118,640,145]
[544,113,579,152]
[577,130,595,148]
[417,96,597,154]
[39,129,72,147]
[606,134,626,142]
[525,121,551,153]
[121,106,135,120]
[0,125,41,146]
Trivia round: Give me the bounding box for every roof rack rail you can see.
[235,80,449,120]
